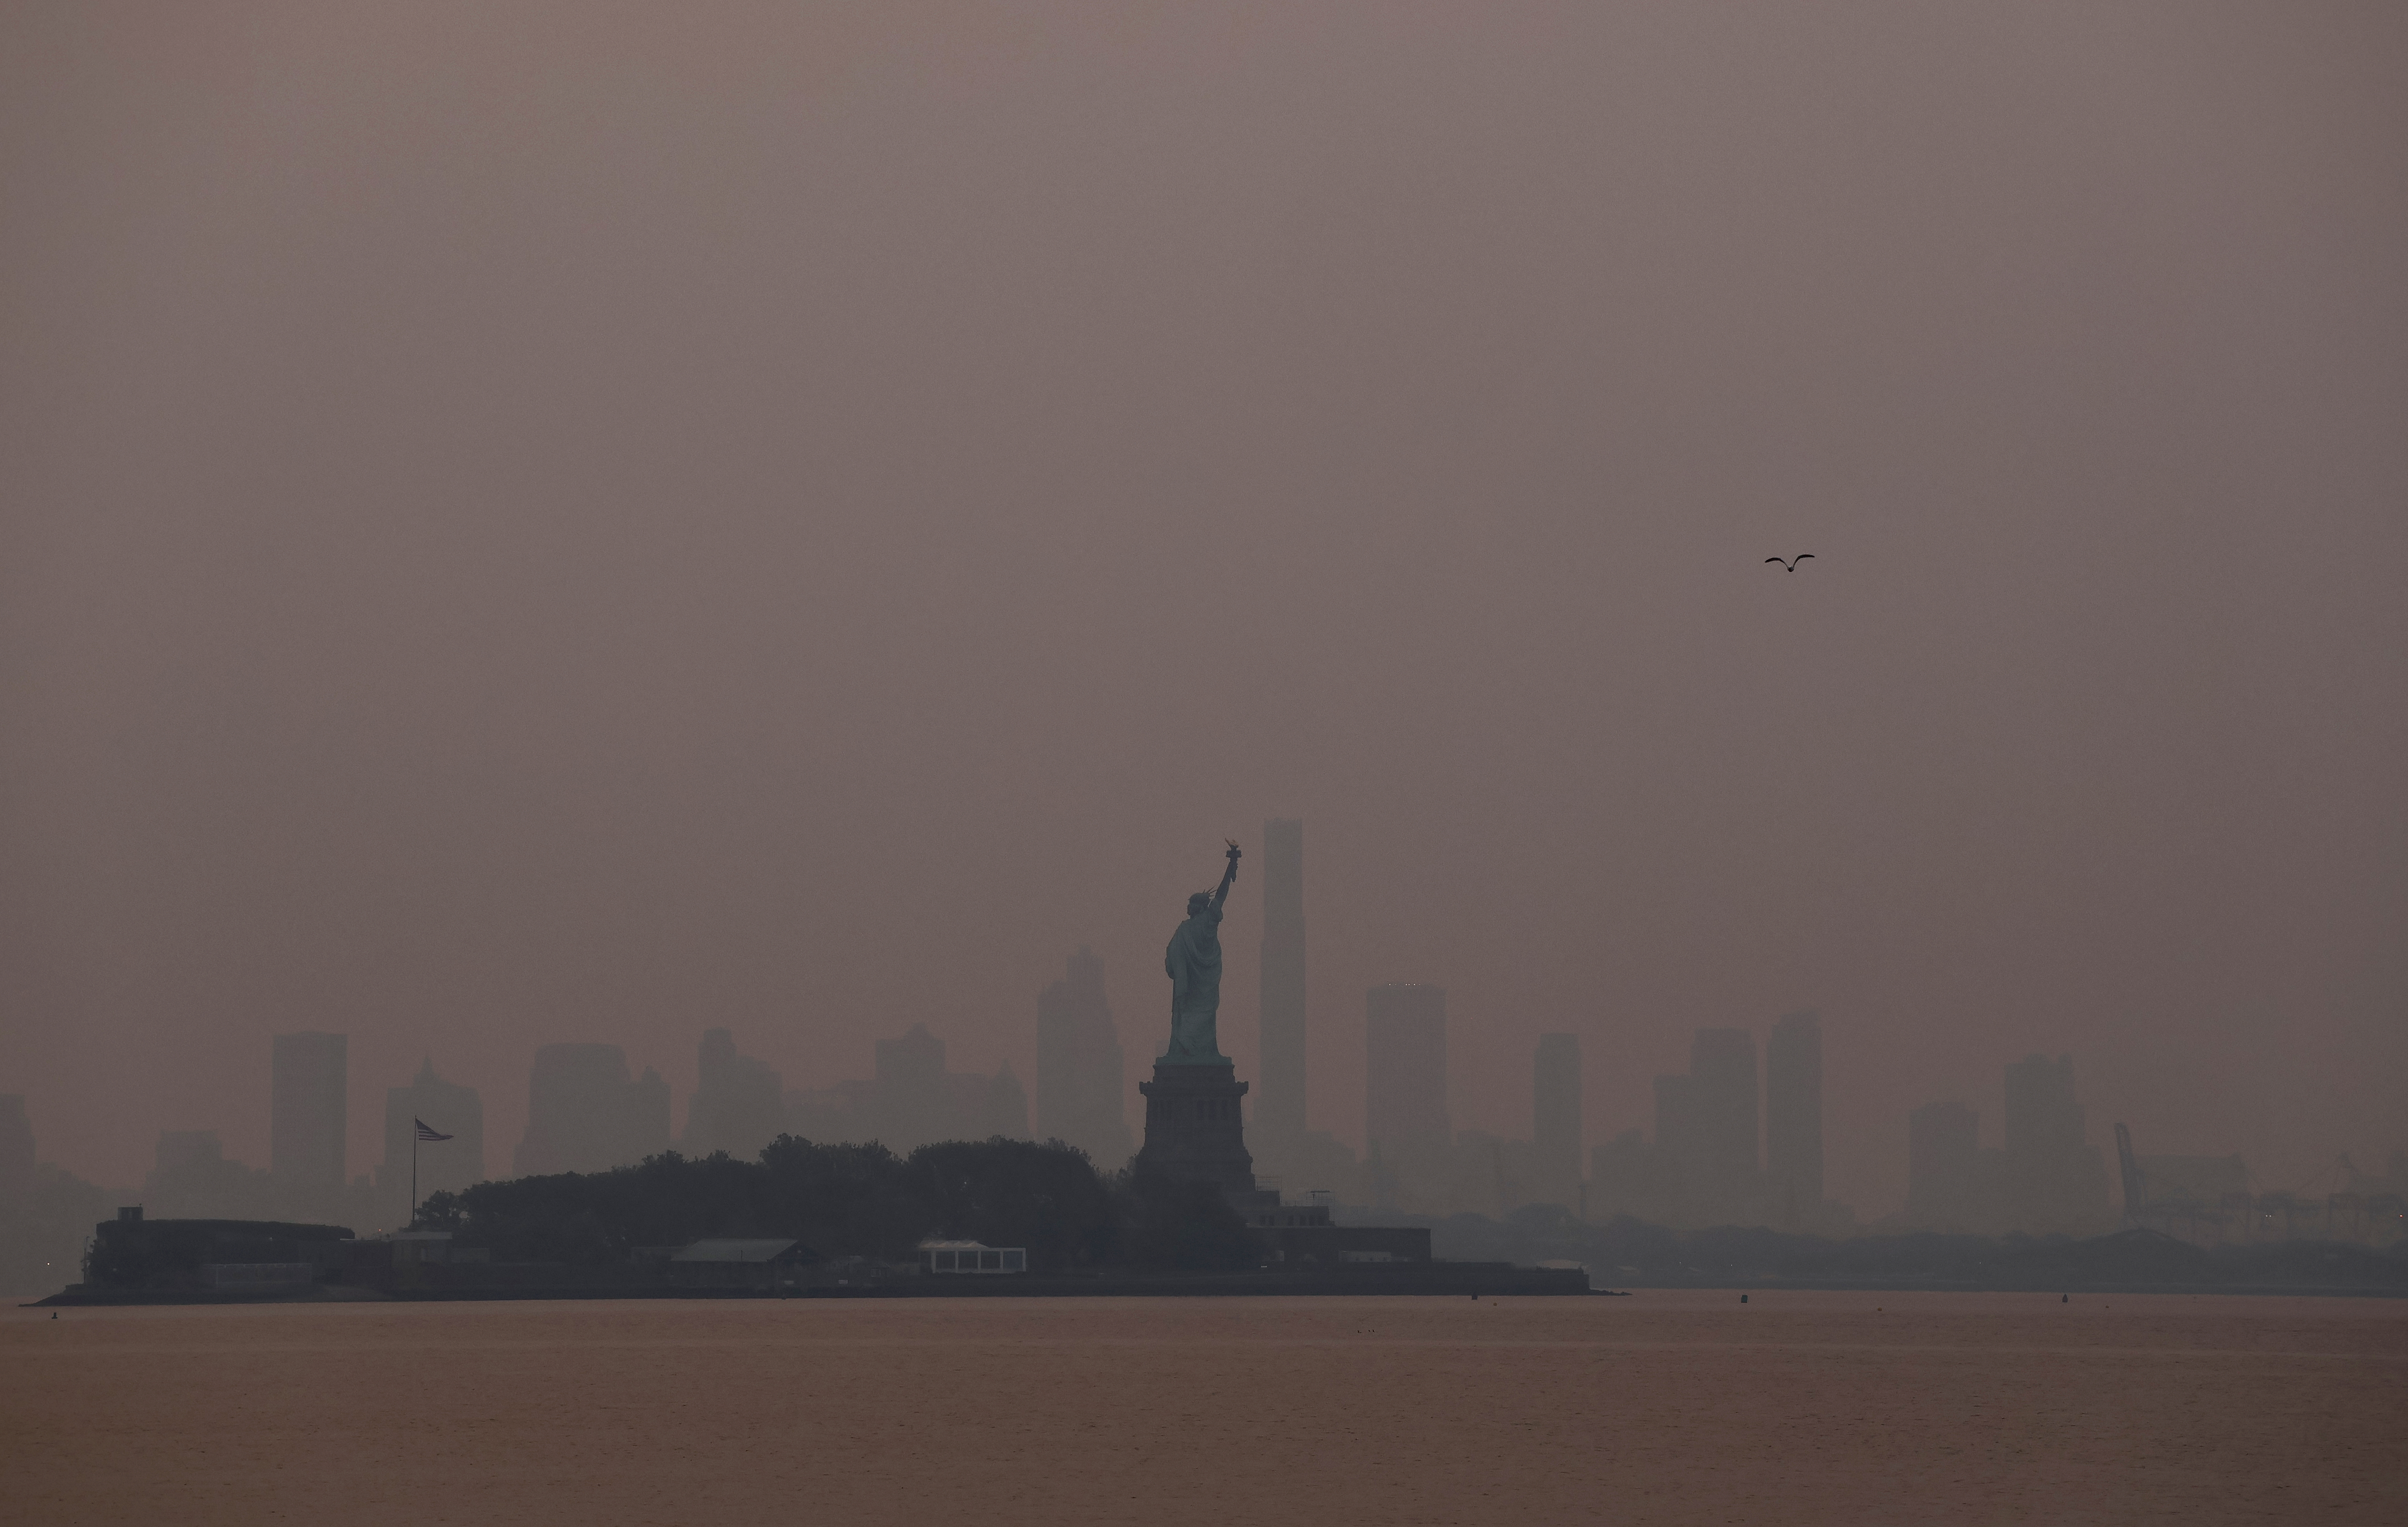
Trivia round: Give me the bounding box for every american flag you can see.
[414,1118,454,1142]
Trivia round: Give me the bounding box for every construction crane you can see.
[2114,1122,2147,1226]
[2114,1122,2226,1241]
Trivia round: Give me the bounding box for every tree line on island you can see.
[414,1136,1263,1272]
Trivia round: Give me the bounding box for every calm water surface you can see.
[6,1290,2403,1525]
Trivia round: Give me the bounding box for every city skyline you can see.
[8,945,2383,1234]
[4,3,2401,1226]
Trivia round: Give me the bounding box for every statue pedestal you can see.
[1135,1062,1259,1197]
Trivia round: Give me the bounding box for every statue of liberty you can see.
[1162,840,1241,1065]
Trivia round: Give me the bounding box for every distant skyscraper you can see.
[978,1063,1031,1143]
[1256,819,1308,1148]
[1651,1072,1700,1215]
[1365,983,1449,1171]
[2001,1053,2110,1231]
[873,1023,948,1151]
[1907,1100,1982,1225]
[784,1078,875,1143]
[1532,1033,1582,1212]
[271,1032,347,1198]
[1035,947,1133,1167]
[630,1065,671,1158]
[1765,1010,1823,1226]
[514,1043,670,1177]
[1688,1027,1759,1224]
[146,1129,273,1219]
[377,1059,483,1228]
[861,1023,1031,1152]
[786,1025,1029,1153]
[682,1029,787,1160]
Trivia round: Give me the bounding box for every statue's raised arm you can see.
[1210,839,1241,913]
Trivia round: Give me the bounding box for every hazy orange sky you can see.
[5,2,2403,1214]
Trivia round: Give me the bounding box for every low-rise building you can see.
[668,1238,820,1290]
[920,1240,1027,1274]
[382,1229,489,1265]
[1260,1224,1431,1266]
[83,1207,356,1291]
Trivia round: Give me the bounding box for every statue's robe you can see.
[1163,901,1229,1063]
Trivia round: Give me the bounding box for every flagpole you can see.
[411,1127,418,1231]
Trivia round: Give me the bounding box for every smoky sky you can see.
[4,2,2403,1213]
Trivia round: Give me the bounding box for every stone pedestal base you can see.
[1134,1062,1257,1196]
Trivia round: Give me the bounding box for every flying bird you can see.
[1766,554,1815,571]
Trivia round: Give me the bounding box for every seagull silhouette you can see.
[1765,554,1815,571]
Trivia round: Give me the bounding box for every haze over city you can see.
[5,1,2403,1221]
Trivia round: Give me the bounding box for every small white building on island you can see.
[920,1240,1026,1274]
